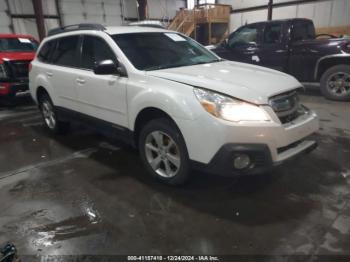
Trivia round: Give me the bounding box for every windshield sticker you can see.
[18,38,31,43]
[164,33,186,42]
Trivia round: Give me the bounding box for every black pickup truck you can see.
[212,18,350,101]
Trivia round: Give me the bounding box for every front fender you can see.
[127,75,202,131]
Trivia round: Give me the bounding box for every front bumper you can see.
[177,106,319,176]
[192,140,317,176]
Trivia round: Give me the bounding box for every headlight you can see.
[0,64,8,79]
[193,87,270,122]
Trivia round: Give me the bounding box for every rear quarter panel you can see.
[289,38,348,81]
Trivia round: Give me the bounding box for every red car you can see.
[0,34,38,104]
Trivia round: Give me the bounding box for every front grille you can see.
[269,90,302,124]
[7,60,30,79]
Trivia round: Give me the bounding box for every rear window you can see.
[0,37,38,52]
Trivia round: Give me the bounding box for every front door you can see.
[75,35,128,128]
[219,24,262,65]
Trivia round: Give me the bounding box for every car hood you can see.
[0,51,35,62]
[147,61,301,104]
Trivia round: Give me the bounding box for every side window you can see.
[228,26,258,48]
[264,24,282,44]
[37,40,56,63]
[81,35,117,70]
[51,35,80,67]
[292,22,315,41]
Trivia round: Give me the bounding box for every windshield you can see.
[112,32,221,71]
[0,37,38,52]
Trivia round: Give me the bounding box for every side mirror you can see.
[222,38,228,47]
[94,59,122,75]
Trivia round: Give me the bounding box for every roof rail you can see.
[47,23,106,36]
[129,24,165,29]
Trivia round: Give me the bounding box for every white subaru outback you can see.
[29,24,319,185]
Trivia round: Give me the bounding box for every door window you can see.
[81,36,117,70]
[264,24,282,44]
[292,21,315,41]
[51,35,80,67]
[228,26,258,48]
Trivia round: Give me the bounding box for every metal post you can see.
[32,0,46,40]
[4,0,14,33]
[267,0,273,20]
[55,0,63,27]
[137,0,147,20]
[120,0,125,25]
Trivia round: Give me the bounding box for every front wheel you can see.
[138,118,190,185]
[320,65,350,101]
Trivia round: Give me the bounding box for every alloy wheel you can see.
[327,72,350,96]
[144,131,181,178]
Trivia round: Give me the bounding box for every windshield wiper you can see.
[145,62,188,71]
[188,59,223,66]
[144,59,223,71]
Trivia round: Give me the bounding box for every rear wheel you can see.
[320,65,350,101]
[38,93,70,134]
[138,118,190,185]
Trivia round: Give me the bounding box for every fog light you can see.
[233,154,251,169]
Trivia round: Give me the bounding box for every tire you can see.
[320,64,350,101]
[38,93,70,134]
[138,118,190,185]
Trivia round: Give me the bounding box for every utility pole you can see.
[267,0,273,21]
[137,0,147,20]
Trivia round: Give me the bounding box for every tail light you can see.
[28,62,33,72]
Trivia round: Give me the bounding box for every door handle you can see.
[76,78,86,84]
[46,72,53,77]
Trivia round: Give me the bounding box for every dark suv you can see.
[212,18,350,101]
[0,34,38,104]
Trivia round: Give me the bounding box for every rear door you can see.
[74,35,128,127]
[47,35,81,111]
[288,20,317,81]
[256,22,289,72]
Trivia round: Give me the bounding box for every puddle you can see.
[32,206,101,247]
